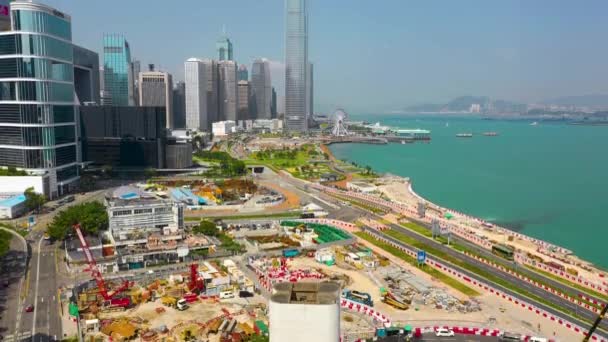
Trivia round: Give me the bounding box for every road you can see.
[0,228,28,342]
[275,174,608,338]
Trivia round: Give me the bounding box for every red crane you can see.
[73,224,131,301]
[188,263,205,294]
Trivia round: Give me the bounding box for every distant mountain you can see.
[404,96,524,113]
[543,94,608,107]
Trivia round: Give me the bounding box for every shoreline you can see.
[326,143,608,282]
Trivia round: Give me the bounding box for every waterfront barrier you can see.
[358,229,605,342]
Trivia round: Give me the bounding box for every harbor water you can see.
[329,115,608,268]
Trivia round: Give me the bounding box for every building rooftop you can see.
[0,194,26,208]
[270,282,340,305]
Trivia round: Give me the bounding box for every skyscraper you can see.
[237,81,250,121]
[131,59,141,105]
[103,34,133,106]
[139,66,174,129]
[0,1,80,198]
[237,64,248,81]
[216,33,233,61]
[271,87,278,118]
[306,62,314,121]
[202,59,220,126]
[184,58,207,131]
[251,59,272,120]
[172,81,186,129]
[218,60,238,121]
[285,0,309,132]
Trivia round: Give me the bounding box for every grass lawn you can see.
[355,231,480,296]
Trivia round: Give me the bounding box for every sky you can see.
[44,0,608,113]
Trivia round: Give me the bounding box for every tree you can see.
[47,201,108,240]
[144,168,157,179]
[364,165,372,175]
[101,165,113,178]
[24,187,45,213]
[193,220,219,237]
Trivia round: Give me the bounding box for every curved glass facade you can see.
[12,9,71,40]
[0,2,78,197]
[0,57,73,81]
[0,80,73,102]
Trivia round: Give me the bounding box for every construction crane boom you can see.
[73,223,130,300]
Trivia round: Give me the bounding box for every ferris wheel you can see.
[331,108,349,136]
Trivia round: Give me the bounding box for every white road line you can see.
[31,237,43,341]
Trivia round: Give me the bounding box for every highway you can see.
[277,176,608,338]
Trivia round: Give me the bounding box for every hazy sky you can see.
[44,0,608,113]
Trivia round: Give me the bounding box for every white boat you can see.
[530,121,538,126]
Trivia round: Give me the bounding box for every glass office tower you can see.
[0,1,79,198]
[284,0,308,132]
[103,34,133,106]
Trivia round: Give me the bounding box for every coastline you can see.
[326,142,608,287]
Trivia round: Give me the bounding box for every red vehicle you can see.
[25,305,34,312]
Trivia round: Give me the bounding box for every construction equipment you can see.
[161,296,177,308]
[382,292,409,310]
[73,224,131,307]
[188,263,205,293]
[342,289,373,307]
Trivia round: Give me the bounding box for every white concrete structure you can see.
[106,186,184,243]
[269,282,340,342]
[0,176,47,197]
[184,58,208,131]
[0,194,27,219]
[346,181,377,194]
[252,119,283,132]
[212,121,236,137]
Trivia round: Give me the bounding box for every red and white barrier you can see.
[340,298,391,325]
[358,230,606,342]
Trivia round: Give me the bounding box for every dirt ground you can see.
[97,296,267,341]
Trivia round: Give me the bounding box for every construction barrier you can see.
[359,230,606,342]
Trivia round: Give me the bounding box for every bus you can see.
[492,244,515,261]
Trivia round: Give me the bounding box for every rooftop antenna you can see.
[222,24,227,37]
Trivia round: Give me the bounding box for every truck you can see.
[342,289,373,307]
[282,248,300,258]
[176,299,188,311]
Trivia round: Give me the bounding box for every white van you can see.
[219,290,235,299]
[529,338,548,342]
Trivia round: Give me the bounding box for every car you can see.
[238,291,254,298]
[435,328,454,337]
[24,305,34,313]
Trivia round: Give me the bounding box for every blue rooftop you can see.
[0,194,27,208]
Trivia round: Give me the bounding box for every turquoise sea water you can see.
[329,115,608,268]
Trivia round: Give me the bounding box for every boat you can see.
[483,132,498,136]
[456,133,473,138]
[530,121,538,126]
[445,122,449,127]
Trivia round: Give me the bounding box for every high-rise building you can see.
[285,0,309,132]
[269,282,340,342]
[218,60,237,122]
[271,87,278,118]
[202,59,220,126]
[0,1,80,198]
[237,81,250,121]
[216,33,233,61]
[73,45,100,105]
[103,34,133,106]
[306,62,314,119]
[131,59,141,105]
[184,58,207,131]
[251,59,272,120]
[237,64,248,81]
[172,81,186,129]
[139,66,173,129]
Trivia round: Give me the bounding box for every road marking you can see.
[41,297,44,302]
[31,237,43,340]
